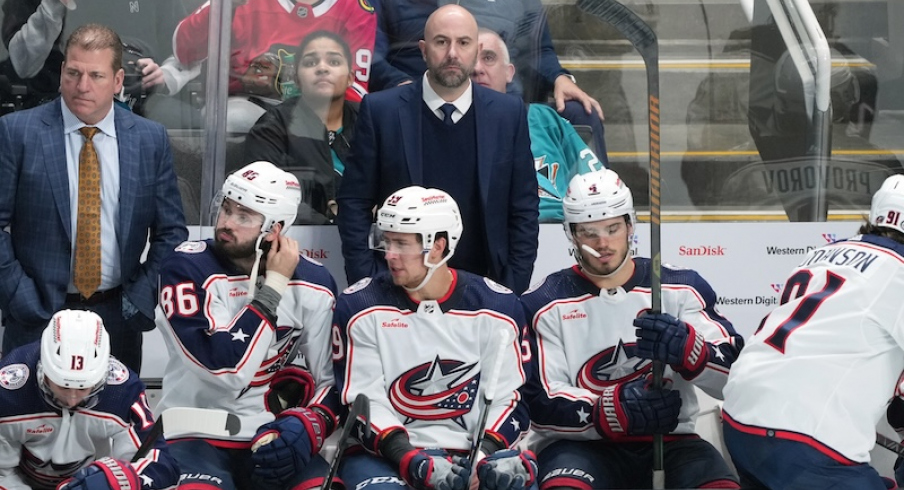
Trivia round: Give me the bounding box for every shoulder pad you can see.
[483,277,513,294]
[175,241,207,254]
[0,363,30,390]
[106,359,130,385]
[343,277,372,294]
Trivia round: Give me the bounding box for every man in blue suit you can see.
[0,24,187,372]
[337,4,538,295]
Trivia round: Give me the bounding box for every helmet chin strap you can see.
[246,233,267,299]
[575,243,631,280]
[403,251,453,293]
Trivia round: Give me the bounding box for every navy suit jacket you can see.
[0,99,188,333]
[337,81,539,294]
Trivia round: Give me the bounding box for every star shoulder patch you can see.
[343,277,372,294]
[484,277,512,294]
[175,241,207,254]
[0,363,30,390]
[106,359,130,385]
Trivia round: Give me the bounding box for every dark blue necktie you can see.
[440,103,456,126]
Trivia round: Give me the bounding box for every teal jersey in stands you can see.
[529,104,605,222]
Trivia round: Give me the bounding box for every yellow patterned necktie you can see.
[73,127,101,299]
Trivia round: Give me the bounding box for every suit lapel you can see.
[400,83,423,184]
[41,101,73,241]
[473,86,493,205]
[115,107,139,249]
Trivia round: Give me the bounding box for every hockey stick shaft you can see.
[468,328,515,477]
[321,393,371,490]
[877,432,904,457]
[575,0,663,486]
[131,415,165,462]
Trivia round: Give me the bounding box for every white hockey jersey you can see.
[155,240,339,442]
[333,270,530,453]
[520,258,742,451]
[0,344,178,490]
[724,234,904,464]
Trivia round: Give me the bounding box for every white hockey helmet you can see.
[38,310,110,408]
[372,186,463,267]
[563,170,635,230]
[869,175,904,234]
[218,161,302,235]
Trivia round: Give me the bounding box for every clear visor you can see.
[369,225,427,256]
[571,220,628,241]
[37,362,105,410]
[211,193,266,230]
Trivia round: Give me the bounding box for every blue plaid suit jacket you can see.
[0,99,187,335]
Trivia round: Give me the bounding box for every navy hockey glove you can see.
[266,365,316,415]
[476,449,538,490]
[400,449,471,490]
[56,457,141,490]
[635,312,708,378]
[592,377,681,439]
[251,407,327,482]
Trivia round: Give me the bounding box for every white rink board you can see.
[141,221,864,377]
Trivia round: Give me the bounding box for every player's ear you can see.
[419,39,427,61]
[267,222,284,239]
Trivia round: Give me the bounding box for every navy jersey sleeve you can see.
[157,246,277,390]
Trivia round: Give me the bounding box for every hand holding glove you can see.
[266,365,315,414]
[593,376,681,439]
[635,312,707,377]
[56,458,140,490]
[401,449,471,490]
[476,449,538,490]
[251,407,327,483]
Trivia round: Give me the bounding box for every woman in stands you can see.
[245,30,359,224]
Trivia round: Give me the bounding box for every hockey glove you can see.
[592,377,681,439]
[251,407,327,483]
[635,312,707,378]
[476,449,538,490]
[56,457,140,490]
[400,449,471,490]
[266,365,316,415]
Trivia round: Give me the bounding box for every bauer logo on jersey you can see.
[389,356,479,426]
[576,340,650,393]
[0,363,29,390]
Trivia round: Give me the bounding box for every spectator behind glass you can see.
[0,0,194,115]
[172,0,376,132]
[0,23,188,372]
[368,0,607,158]
[472,28,607,223]
[244,30,359,224]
